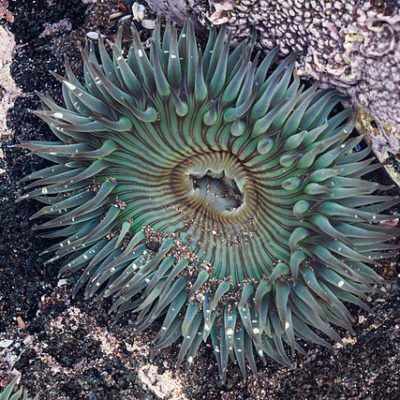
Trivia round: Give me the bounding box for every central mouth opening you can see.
[170,151,257,224]
[189,169,243,212]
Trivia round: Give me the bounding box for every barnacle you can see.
[18,20,399,381]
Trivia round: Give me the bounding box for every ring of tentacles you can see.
[17,20,399,381]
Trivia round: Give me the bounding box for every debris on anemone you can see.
[17,20,399,381]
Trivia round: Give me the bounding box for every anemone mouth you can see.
[171,152,256,231]
[177,152,246,217]
[17,18,400,383]
[189,168,244,213]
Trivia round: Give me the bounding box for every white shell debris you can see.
[132,2,146,22]
[57,278,69,287]
[142,19,156,30]
[0,27,22,145]
[109,11,124,20]
[207,0,235,25]
[86,32,106,40]
[0,339,13,348]
[132,2,156,30]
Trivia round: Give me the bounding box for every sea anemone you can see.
[17,20,399,381]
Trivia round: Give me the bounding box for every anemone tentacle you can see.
[18,20,399,381]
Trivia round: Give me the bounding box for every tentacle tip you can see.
[45,257,59,266]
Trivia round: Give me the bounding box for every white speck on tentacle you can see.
[64,81,76,91]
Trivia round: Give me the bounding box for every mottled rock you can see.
[357,108,400,187]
